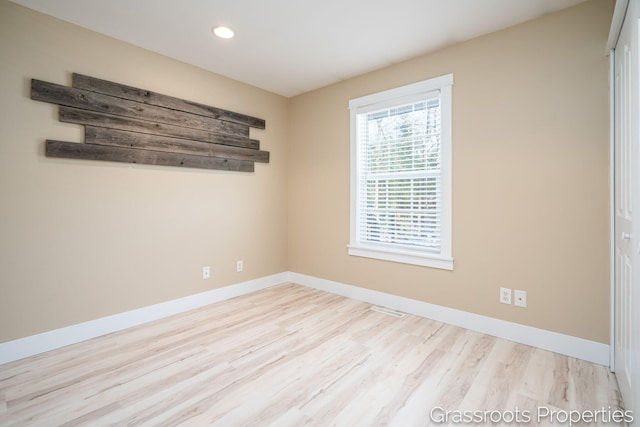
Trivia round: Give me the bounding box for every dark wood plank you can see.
[85,127,269,163]
[46,140,254,172]
[32,79,250,138]
[59,107,260,150]
[72,73,266,130]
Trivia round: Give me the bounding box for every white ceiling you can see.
[10,0,587,97]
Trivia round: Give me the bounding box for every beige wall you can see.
[288,0,613,343]
[0,0,613,345]
[0,0,289,342]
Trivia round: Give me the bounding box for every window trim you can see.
[348,74,453,270]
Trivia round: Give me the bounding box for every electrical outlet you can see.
[202,266,211,279]
[236,260,243,272]
[514,290,527,307]
[499,287,512,304]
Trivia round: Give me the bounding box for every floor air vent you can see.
[370,306,406,318]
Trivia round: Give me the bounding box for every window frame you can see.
[348,73,453,270]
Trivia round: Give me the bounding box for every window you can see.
[348,74,453,270]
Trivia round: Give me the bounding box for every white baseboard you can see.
[0,271,610,367]
[0,272,288,365]
[288,272,610,366]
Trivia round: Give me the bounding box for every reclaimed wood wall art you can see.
[31,73,268,172]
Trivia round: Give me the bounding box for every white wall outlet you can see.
[499,287,512,304]
[514,290,527,307]
[202,266,211,279]
[236,260,243,272]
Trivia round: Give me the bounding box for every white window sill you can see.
[348,244,453,270]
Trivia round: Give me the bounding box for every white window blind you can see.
[349,74,453,270]
[356,96,441,251]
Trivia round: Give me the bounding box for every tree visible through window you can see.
[349,74,453,270]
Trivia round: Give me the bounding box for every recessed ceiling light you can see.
[212,26,234,39]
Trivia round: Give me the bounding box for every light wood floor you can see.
[0,283,623,426]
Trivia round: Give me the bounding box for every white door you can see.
[614,0,640,416]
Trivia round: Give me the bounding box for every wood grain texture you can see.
[46,140,254,172]
[32,79,250,138]
[0,284,624,426]
[32,75,268,173]
[59,107,260,150]
[72,73,266,129]
[85,127,269,163]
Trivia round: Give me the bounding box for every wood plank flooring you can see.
[0,284,624,426]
